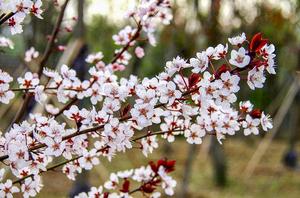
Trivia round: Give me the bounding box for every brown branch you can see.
[54,99,78,118]
[0,12,15,26]
[13,154,80,184]
[110,23,142,64]
[0,14,6,21]
[38,0,70,76]
[11,0,70,124]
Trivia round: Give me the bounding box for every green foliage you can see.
[86,15,118,63]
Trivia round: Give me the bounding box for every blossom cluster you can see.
[0,69,15,104]
[75,159,176,198]
[0,0,277,197]
[0,168,42,198]
[0,0,43,34]
[0,31,274,197]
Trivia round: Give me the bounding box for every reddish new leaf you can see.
[249,33,268,52]
[188,73,201,89]
[250,109,262,118]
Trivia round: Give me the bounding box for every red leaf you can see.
[141,183,156,193]
[149,161,158,173]
[250,109,262,118]
[120,179,130,193]
[121,104,131,117]
[157,159,176,173]
[249,33,268,52]
[103,192,109,198]
[215,64,230,79]
[188,73,201,88]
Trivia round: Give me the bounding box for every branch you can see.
[12,129,178,185]
[12,144,109,185]
[54,23,143,117]
[11,127,216,185]
[0,85,201,162]
[11,0,70,124]
[110,23,142,64]
[38,0,70,76]
[1,65,236,162]
[0,12,15,26]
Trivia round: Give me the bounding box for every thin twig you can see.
[38,0,70,76]
[11,0,70,124]
[54,23,143,117]
[12,144,109,185]
[12,129,178,185]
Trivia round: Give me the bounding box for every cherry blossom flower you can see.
[63,164,78,181]
[64,105,88,123]
[8,15,24,35]
[60,64,77,81]
[242,115,260,136]
[132,166,153,182]
[0,37,14,49]
[220,71,240,94]
[214,43,228,60]
[113,26,135,46]
[135,46,145,58]
[184,124,206,144]
[34,85,47,104]
[88,186,103,198]
[0,85,14,104]
[78,149,100,170]
[190,51,209,73]
[1,0,43,35]
[247,67,266,90]
[159,81,182,105]
[228,32,246,46]
[160,116,183,142]
[261,112,273,131]
[261,44,276,74]
[205,46,216,60]
[141,135,159,157]
[239,101,253,113]
[165,56,190,76]
[104,173,119,190]
[25,47,39,62]
[0,69,13,84]
[85,52,104,64]
[102,98,121,114]
[158,167,177,196]
[0,180,19,198]
[31,0,43,19]
[21,177,40,198]
[45,104,60,115]
[115,50,132,65]
[131,103,155,127]
[17,72,39,89]
[44,137,65,157]
[229,47,250,68]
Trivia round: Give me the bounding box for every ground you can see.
[36,137,300,198]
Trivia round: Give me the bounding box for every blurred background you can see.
[1,0,300,197]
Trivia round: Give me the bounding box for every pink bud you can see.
[135,47,145,59]
[57,45,66,51]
